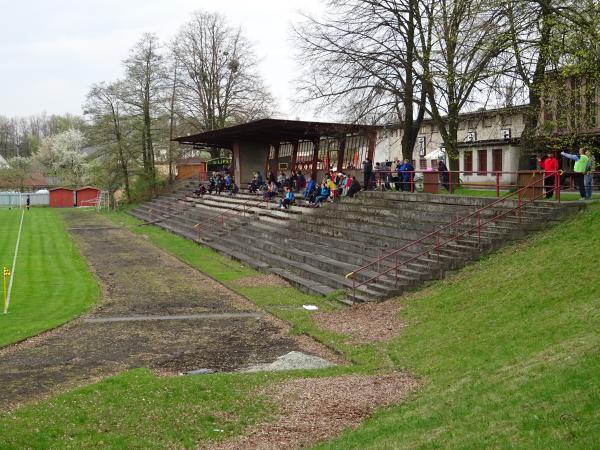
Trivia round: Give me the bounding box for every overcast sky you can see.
[0,0,326,119]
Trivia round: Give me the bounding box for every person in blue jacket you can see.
[398,159,415,192]
[311,181,330,207]
[279,187,296,209]
[303,176,317,200]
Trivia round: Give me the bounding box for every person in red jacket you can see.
[540,152,559,199]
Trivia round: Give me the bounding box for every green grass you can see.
[0,368,278,449]
[0,205,598,448]
[0,208,99,347]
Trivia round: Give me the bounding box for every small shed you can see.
[49,188,75,208]
[176,157,208,180]
[76,187,101,207]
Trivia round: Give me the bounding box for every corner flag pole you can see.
[4,209,25,314]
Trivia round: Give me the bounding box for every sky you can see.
[0,0,326,119]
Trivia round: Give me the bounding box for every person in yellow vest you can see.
[561,148,589,200]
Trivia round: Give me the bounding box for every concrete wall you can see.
[237,141,270,184]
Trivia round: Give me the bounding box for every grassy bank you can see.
[0,204,598,448]
[0,208,99,347]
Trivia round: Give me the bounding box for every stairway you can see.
[129,184,584,304]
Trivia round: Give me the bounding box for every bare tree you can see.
[121,33,167,180]
[419,0,510,169]
[295,0,430,160]
[171,11,274,152]
[85,82,133,202]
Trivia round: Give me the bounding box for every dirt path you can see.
[0,212,335,410]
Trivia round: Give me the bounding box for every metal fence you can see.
[0,192,49,207]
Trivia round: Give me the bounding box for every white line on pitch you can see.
[4,209,25,314]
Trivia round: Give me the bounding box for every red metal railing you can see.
[346,171,561,301]
[372,169,599,197]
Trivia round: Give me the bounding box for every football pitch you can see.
[0,208,98,347]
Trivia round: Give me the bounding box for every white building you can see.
[376,105,530,186]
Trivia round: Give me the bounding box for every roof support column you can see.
[232,141,241,184]
[367,131,377,162]
[291,140,299,172]
[269,142,280,176]
[311,138,320,180]
[337,137,346,172]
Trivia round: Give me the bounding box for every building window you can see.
[418,136,427,156]
[464,151,473,175]
[468,119,478,129]
[477,150,488,175]
[483,116,495,128]
[458,121,465,130]
[419,158,427,170]
[586,85,598,128]
[492,149,503,172]
[500,114,512,126]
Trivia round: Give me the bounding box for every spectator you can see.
[289,171,298,191]
[391,158,401,190]
[263,180,279,201]
[297,171,306,191]
[561,149,589,200]
[304,176,317,200]
[279,186,296,209]
[26,195,31,210]
[193,183,207,197]
[249,171,264,194]
[268,171,276,184]
[438,160,450,191]
[277,172,288,188]
[585,150,596,200]
[311,181,330,207]
[326,176,337,201]
[399,159,415,192]
[347,177,362,197]
[208,176,217,194]
[363,158,373,190]
[540,152,559,199]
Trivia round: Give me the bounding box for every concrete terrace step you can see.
[128,185,584,303]
[213,234,393,298]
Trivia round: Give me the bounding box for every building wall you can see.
[50,189,75,208]
[176,163,205,180]
[76,188,101,207]
[376,107,530,185]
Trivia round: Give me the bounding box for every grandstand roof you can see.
[174,118,380,149]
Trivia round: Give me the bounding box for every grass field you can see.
[0,208,99,347]
[0,205,598,448]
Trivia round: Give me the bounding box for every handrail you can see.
[193,194,273,238]
[346,171,558,300]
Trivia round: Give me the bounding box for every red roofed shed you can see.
[76,187,101,207]
[49,188,75,208]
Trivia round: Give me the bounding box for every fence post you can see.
[449,171,453,194]
[518,190,522,224]
[477,211,481,244]
[555,172,561,203]
[496,172,500,197]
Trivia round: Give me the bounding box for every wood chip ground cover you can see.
[205,372,416,450]
[314,299,404,343]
